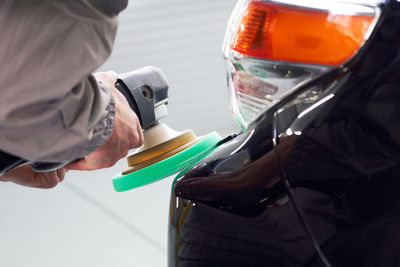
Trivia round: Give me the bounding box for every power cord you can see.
[272,112,332,267]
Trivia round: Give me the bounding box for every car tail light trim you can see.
[231,1,375,65]
[223,0,380,130]
[226,59,329,129]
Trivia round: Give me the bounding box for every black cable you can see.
[272,112,332,267]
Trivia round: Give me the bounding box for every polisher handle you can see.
[115,66,169,129]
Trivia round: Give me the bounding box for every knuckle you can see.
[107,70,118,80]
[107,160,118,168]
[131,132,143,148]
[42,180,58,189]
[121,149,128,158]
[104,157,118,168]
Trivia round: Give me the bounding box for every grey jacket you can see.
[0,0,127,162]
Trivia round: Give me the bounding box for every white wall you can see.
[0,1,238,267]
[99,0,239,135]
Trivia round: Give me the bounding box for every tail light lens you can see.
[223,0,378,129]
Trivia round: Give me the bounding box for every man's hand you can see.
[66,71,144,171]
[0,164,67,189]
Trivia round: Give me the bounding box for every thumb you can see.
[107,70,118,82]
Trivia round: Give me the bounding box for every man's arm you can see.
[0,1,141,163]
[0,70,143,188]
[0,1,143,188]
[66,71,143,171]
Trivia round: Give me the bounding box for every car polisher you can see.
[112,66,222,192]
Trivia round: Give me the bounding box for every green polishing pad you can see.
[112,131,222,192]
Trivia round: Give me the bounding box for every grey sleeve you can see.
[0,1,124,162]
[87,0,128,17]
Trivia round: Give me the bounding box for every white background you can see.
[0,1,238,266]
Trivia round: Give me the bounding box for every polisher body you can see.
[113,67,221,191]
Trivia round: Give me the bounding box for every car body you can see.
[168,0,400,266]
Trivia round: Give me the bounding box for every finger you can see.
[136,123,144,147]
[65,157,117,170]
[137,116,144,143]
[65,158,93,171]
[57,168,67,182]
[134,115,144,147]
[94,71,118,88]
[37,171,59,189]
[107,70,118,82]
[129,122,144,149]
[137,128,144,147]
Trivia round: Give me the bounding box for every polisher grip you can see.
[115,66,169,129]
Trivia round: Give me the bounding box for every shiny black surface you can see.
[174,118,289,213]
[169,1,400,266]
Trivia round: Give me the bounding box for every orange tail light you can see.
[232,1,375,65]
